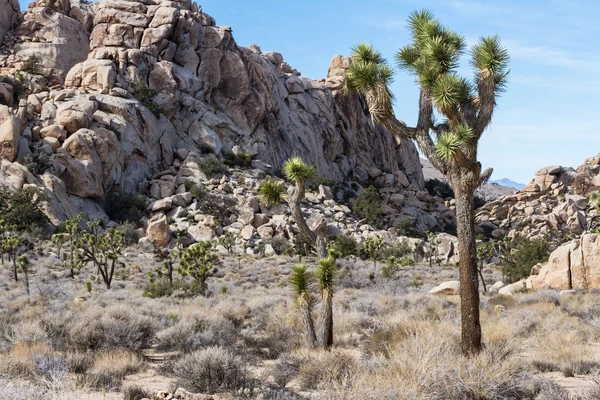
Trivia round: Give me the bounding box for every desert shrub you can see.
[22,55,40,74]
[194,185,238,221]
[23,148,52,176]
[292,233,314,256]
[381,238,411,259]
[171,347,248,394]
[394,218,426,239]
[500,237,550,283]
[196,154,226,178]
[352,186,383,228]
[123,385,150,400]
[116,222,140,246]
[104,191,146,225]
[533,379,570,400]
[32,354,68,388]
[573,167,595,195]
[267,236,291,255]
[133,81,160,118]
[143,277,200,298]
[0,186,48,231]
[425,178,454,199]
[330,234,358,257]
[0,342,53,378]
[0,379,47,400]
[223,151,253,168]
[87,350,141,390]
[297,350,356,390]
[69,306,157,352]
[155,314,237,352]
[270,353,301,388]
[65,351,93,374]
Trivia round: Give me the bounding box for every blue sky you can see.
[19,0,600,183]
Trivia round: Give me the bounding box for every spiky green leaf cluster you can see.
[434,124,474,161]
[283,157,316,183]
[471,35,510,93]
[315,256,337,292]
[345,43,395,96]
[290,264,316,308]
[257,178,286,207]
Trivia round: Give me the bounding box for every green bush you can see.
[21,55,40,74]
[424,179,454,199]
[104,190,146,225]
[23,148,52,175]
[382,238,411,259]
[133,81,160,118]
[196,154,226,178]
[330,235,358,257]
[352,186,383,228]
[116,222,140,246]
[293,233,314,256]
[267,236,291,255]
[500,237,550,283]
[223,151,252,168]
[0,186,48,231]
[394,219,426,239]
[193,185,238,221]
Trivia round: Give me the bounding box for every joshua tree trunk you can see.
[319,289,334,350]
[290,182,327,258]
[478,259,487,293]
[452,178,482,355]
[12,255,18,282]
[300,303,317,348]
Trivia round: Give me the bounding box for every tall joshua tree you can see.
[346,10,509,355]
[283,157,327,258]
[315,254,337,350]
[290,264,318,348]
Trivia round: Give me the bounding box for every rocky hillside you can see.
[476,154,600,241]
[0,0,439,232]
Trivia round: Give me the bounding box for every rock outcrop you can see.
[0,0,438,234]
[475,158,600,241]
[0,0,18,45]
[528,233,600,290]
[1,0,92,83]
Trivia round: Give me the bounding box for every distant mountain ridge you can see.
[490,178,526,190]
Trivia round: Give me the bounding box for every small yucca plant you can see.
[290,264,317,348]
[258,178,286,208]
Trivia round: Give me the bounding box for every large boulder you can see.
[0,105,21,162]
[528,234,600,291]
[0,0,19,45]
[147,213,171,248]
[428,281,460,296]
[56,128,123,198]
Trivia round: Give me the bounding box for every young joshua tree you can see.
[346,10,509,354]
[283,157,327,258]
[290,264,318,348]
[315,253,337,350]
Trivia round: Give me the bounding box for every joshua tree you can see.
[219,232,235,255]
[178,241,218,296]
[79,220,126,289]
[346,10,509,354]
[283,157,327,258]
[2,235,19,282]
[290,264,317,348]
[363,236,384,272]
[476,241,494,292]
[315,253,337,350]
[17,255,30,296]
